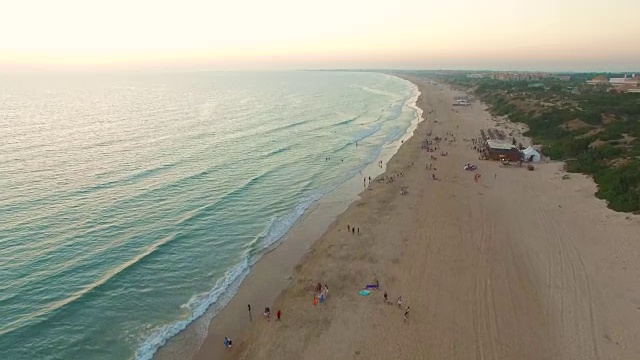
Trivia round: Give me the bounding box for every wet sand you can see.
[173,75,640,360]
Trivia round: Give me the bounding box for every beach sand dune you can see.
[192,76,640,360]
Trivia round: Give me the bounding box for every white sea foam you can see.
[258,192,324,251]
[134,259,250,360]
[133,191,324,360]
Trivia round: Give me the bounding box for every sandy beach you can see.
[185,75,640,360]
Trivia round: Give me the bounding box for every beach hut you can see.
[486,140,522,162]
[522,147,541,162]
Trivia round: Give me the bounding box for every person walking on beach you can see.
[313,296,317,306]
[224,337,230,350]
[276,309,281,321]
[352,228,355,235]
[248,304,252,322]
[397,296,403,308]
[357,228,359,235]
[347,224,350,232]
[384,291,388,303]
[404,306,410,322]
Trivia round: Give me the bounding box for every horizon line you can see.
[2,68,639,75]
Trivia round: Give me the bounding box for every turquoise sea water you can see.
[0,71,419,359]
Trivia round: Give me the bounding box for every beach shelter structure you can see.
[486,140,522,161]
[522,147,541,162]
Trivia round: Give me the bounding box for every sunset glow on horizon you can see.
[1,0,639,72]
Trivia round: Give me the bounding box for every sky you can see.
[1,0,639,72]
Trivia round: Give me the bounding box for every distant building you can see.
[586,75,609,85]
[491,72,551,81]
[555,75,571,81]
[466,73,485,78]
[610,74,640,87]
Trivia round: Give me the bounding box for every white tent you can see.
[522,147,541,162]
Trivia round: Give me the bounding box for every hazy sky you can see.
[1,0,639,71]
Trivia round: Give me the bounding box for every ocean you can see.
[0,71,419,359]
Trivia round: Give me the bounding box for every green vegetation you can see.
[403,71,640,213]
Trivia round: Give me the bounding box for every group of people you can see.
[223,337,233,350]
[380,286,410,322]
[377,172,404,185]
[346,224,360,235]
[226,303,283,351]
[314,282,329,305]
[263,307,282,321]
[423,137,441,179]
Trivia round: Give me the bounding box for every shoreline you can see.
[192,74,640,360]
[152,74,423,360]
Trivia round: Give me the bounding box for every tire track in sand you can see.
[525,177,600,359]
